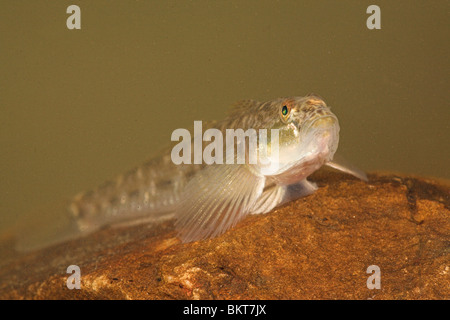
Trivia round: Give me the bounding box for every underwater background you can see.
[0,1,448,242]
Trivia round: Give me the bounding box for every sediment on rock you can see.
[0,171,448,299]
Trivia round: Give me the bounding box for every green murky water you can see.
[0,1,448,247]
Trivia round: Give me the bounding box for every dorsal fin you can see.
[227,99,261,116]
[306,93,323,99]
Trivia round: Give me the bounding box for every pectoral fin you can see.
[175,164,265,242]
[251,183,287,215]
[326,154,368,181]
[250,179,318,216]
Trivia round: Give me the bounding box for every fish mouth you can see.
[302,113,339,133]
[264,114,340,183]
[310,115,338,129]
[302,114,340,162]
[261,111,340,184]
[257,107,341,181]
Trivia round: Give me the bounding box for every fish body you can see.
[69,95,366,242]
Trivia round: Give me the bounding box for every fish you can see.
[69,95,367,243]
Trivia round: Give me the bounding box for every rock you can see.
[0,171,448,299]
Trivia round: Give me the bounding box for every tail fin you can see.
[6,201,83,253]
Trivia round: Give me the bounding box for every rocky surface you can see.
[0,171,448,299]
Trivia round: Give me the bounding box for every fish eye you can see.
[280,104,291,121]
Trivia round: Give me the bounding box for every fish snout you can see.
[302,111,339,136]
[310,114,338,129]
[302,113,340,162]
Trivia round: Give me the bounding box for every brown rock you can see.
[0,171,448,299]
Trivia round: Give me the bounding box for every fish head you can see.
[258,95,340,184]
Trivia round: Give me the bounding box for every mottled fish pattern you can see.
[69,95,367,242]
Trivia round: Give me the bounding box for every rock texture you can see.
[0,171,448,299]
